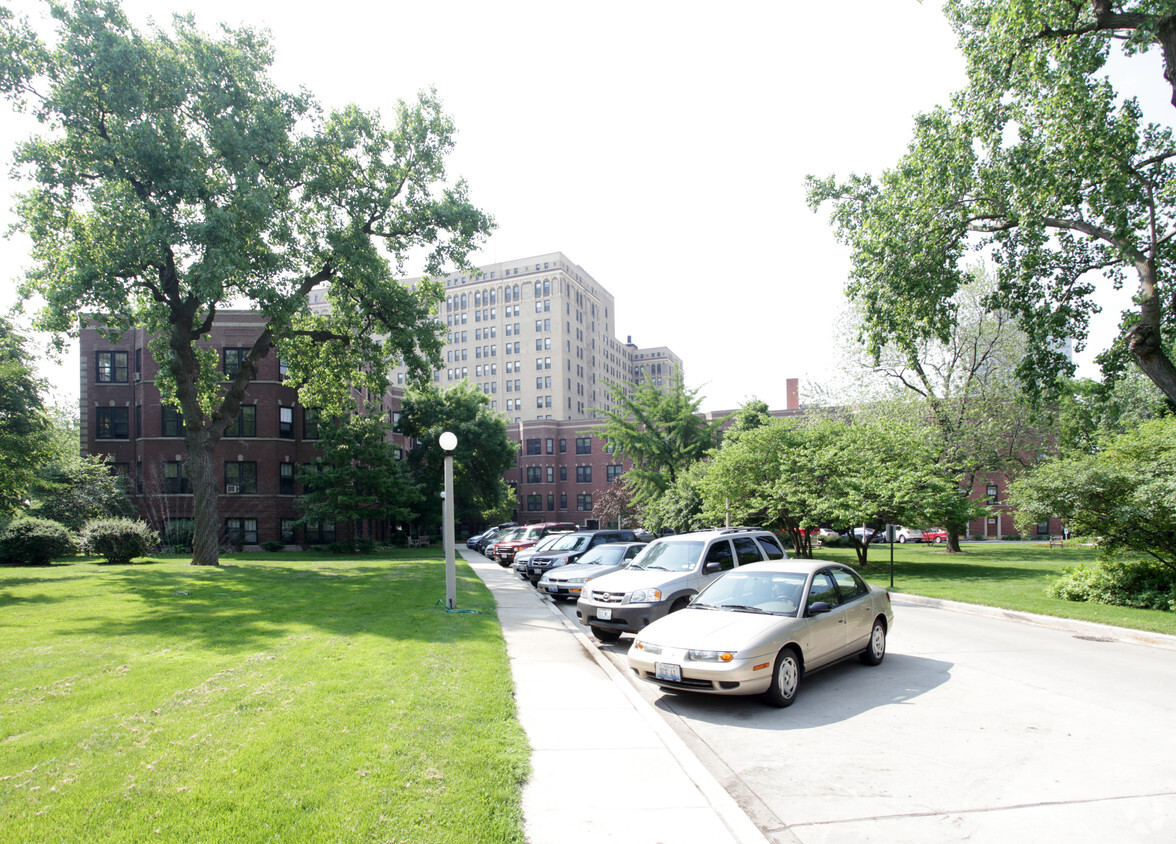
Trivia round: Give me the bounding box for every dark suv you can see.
[524,529,640,585]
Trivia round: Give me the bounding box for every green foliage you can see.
[0,516,72,565]
[297,406,420,528]
[260,540,284,552]
[0,317,52,516]
[78,517,159,565]
[595,371,724,510]
[30,449,133,532]
[1049,559,1176,612]
[1006,416,1176,569]
[1051,374,1173,457]
[397,382,517,527]
[807,0,1176,405]
[0,1,492,563]
[640,462,707,535]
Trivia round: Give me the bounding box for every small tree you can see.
[0,317,52,516]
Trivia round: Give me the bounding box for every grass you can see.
[815,540,1176,636]
[0,549,529,843]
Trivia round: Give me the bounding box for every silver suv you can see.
[575,527,787,642]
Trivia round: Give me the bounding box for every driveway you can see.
[550,596,1176,842]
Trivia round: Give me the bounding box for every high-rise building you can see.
[392,251,682,422]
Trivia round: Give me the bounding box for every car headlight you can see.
[687,650,736,662]
[629,588,662,603]
[548,556,570,569]
[567,576,587,584]
[633,641,662,655]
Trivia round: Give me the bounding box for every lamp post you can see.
[440,431,458,610]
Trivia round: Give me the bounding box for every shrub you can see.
[164,521,193,552]
[328,541,356,555]
[971,535,987,541]
[0,517,74,565]
[821,534,847,548]
[79,517,159,565]
[1049,558,1176,612]
[260,540,284,552]
[1001,534,1023,542]
[356,539,376,554]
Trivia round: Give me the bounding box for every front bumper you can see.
[575,598,667,633]
[627,647,774,697]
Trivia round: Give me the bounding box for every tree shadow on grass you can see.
[49,558,501,652]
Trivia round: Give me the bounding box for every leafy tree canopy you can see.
[1006,415,1176,569]
[594,372,724,510]
[0,1,493,563]
[807,0,1176,406]
[397,382,517,528]
[0,315,52,516]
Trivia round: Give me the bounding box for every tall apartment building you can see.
[392,252,682,422]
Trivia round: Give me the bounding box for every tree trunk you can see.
[186,433,221,566]
[1126,258,1176,405]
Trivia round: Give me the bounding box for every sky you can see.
[0,0,1171,412]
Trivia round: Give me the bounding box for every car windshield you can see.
[693,571,807,616]
[576,545,626,566]
[630,541,704,572]
[530,534,563,552]
[547,533,592,552]
[520,527,546,540]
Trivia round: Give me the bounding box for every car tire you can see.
[860,617,887,666]
[764,646,801,708]
[898,535,907,543]
[591,626,621,643]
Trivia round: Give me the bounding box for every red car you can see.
[923,528,948,544]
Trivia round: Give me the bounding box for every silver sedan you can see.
[627,560,893,707]
[537,542,648,601]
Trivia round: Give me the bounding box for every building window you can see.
[607,464,623,483]
[304,520,336,544]
[526,466,542,483]
[224,405,257,437]
[225,517,258,546]
[576,466,592,483]
[279,463,296,495]
[547,493,555,511]
[986,483,999,505]
[161,405,185,437]
[560,493,567,510]
[526,438,542,456]
[546,466,554,483]
[559,438,567,454]
[95,407,129,439]
[95,351,129,383]
[560,466,567,481]
[576,493,593,512]
[223,348,253,379]
[527,494,543,512]
[224,461,258,494]
[303,408,321,440]
[576,437,591,454]
[163,461,189,494]
[279,406,294,438]
[280,519,296,544]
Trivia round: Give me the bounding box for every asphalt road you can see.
[545,590,1176,843]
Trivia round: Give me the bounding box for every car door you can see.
[830,566,874,657]
[803,569,848,667]
[690,538,735,593]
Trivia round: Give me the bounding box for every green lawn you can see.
[0,550,528,843]
[816,540,1176,636]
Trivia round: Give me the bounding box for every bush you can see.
[357,539,376,554]
[1001,534,1023,542]
[1049,558,1176,612]
[821,534,847,548]
[79,517,159,565]
[260,540,284,552]
[971,535,988,541]
[328,541,356,554]
[164,521,193,552]
[0,517,74,565]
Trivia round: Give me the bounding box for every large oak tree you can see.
[0,1,492,563]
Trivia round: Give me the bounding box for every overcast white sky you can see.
[1,0,1171,411]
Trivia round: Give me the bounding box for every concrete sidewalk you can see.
[461,548,770,844]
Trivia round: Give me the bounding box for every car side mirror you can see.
[703,561,722,574]
[807,601,832,616]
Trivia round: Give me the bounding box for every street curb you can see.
[533,592,772,844]
[891,593,1176,651]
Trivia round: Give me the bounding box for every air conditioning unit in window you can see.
[225,485,240,494]
[133,372,141,382]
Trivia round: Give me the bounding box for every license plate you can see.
[598,608,612,621]
[544,585,558,593]
[655,662,681,683]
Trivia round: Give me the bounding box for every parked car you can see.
[514,533,572,579]
[524,529,641,585]
[466,532,486,550]
[486,526,526,559]
[627,559,893,707]
[474,523,517,555]
[493,522,576,567]
[923,528,948,544]
[894,526,924,543]
[575,527,787,643]
[537,542,648,601]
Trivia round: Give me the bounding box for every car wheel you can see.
[898,535,907,543]
[764,646,801,708]
[591,626,621,643]
[860,617,887,666]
